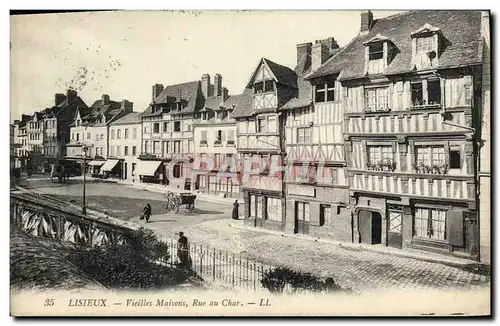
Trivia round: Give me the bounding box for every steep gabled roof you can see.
[281,47,313,111]
[141,81,201,117]
[307,10,483,81]
[246,58,298,89]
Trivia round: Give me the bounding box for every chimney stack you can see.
[311,40,329,72]
[214,74,223,97]
[152,84,164,102]
[297,42,312,67]
[121,100,133,113]
[55,93,66,106]
[66,89,78,101]
[201,74,211,99]
[101,94,110,105]
[360,11,374,34]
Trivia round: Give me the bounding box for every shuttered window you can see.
[414,208,447,240]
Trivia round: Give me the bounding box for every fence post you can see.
[199,245,203,276]
[232,253,235,287]
[212,248,216,281]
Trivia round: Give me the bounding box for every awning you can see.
[100,159,120,172]
[88,160,105,167]
[137,160,162,177]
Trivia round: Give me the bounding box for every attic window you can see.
[254,80,274,94]
[369,43,384,60]
[416,36,435,54]
[315,80,335,103]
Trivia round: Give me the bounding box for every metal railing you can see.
[158,236,275,292]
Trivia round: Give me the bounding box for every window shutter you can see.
[221,131,226,141]
[359,85,365,110]
[447,210,464,247]
[403,81,411,109]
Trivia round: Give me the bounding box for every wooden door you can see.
[358,210,371,244]
[295,202,310,235]
[371,212,382,245]
[387,210,403,249]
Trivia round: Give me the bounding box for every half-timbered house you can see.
[307,10,487,260]
[280,38,352,240]
[232,58,297,231]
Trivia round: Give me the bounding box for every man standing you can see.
[177,232,190,268]
[232,200,239,220]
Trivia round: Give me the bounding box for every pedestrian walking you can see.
[141,203,152,222]
[177,232,191,269]
[232,200,239,220]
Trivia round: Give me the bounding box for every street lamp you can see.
[82,145,88,215]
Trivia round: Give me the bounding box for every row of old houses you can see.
[12,10,490,264]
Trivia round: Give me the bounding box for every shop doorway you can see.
[358,209,382,245]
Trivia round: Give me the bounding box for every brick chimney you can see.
[201,74,211,99]
[360,11,374,34]
[55,93,66,106]
[121,100,133,113]
[311,40,329,72]
[214,74,223,97]
[152,84,164,102]
[101,94,110,105]
[297,42,312,67]
[66,89,78,101]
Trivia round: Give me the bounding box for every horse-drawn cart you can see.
[165,191,196,213]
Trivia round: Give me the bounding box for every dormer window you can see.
[411,24,441,70]
[363,34,393,75]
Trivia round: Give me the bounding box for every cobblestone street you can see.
[140,219,491,293]
[28,179,491,293]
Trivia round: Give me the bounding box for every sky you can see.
[10,10,404,121]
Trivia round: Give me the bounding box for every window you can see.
[123,146,128,156]
[76,133,80,142]
[296,202,310,222]
[110,129,115,139]
[153,141,161,154]
[132,128,137,139]
[297,127,312,143]
[132,163,136,176]
[320,204,332,226]
[388,210,403,234]
[173,163,182,178]
[95,134,99,141]
[163,122,168,132]
[215,130,223,144]
[116,146,121,156]
[266,197,282,221]
[416,146,445,167]
[365,87,389,110]
[449,147,461,169]
[368,145,393,165]
[173,140,181,153]
[124,129,129,139]
[411,82,423,105]
[249,195,263,218]
[254,82,264,94]
[416,36,434,53]
[110,146,115,156]
[87,132,91,139]
[369,42,384,60]
[227,130,235,145]
[264,80,274,92]
[427,80,441,105]
[101,134,104,140]
[144,141,149,154]
[116,129,121,139]
[174,121,181,132]
[153,123,160,133]
[368,43,384,74]
[315,80,335,103]
[200,130,208,145]
[257,117,267,133]
[132,146,136,156]
[414,208,446,240]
